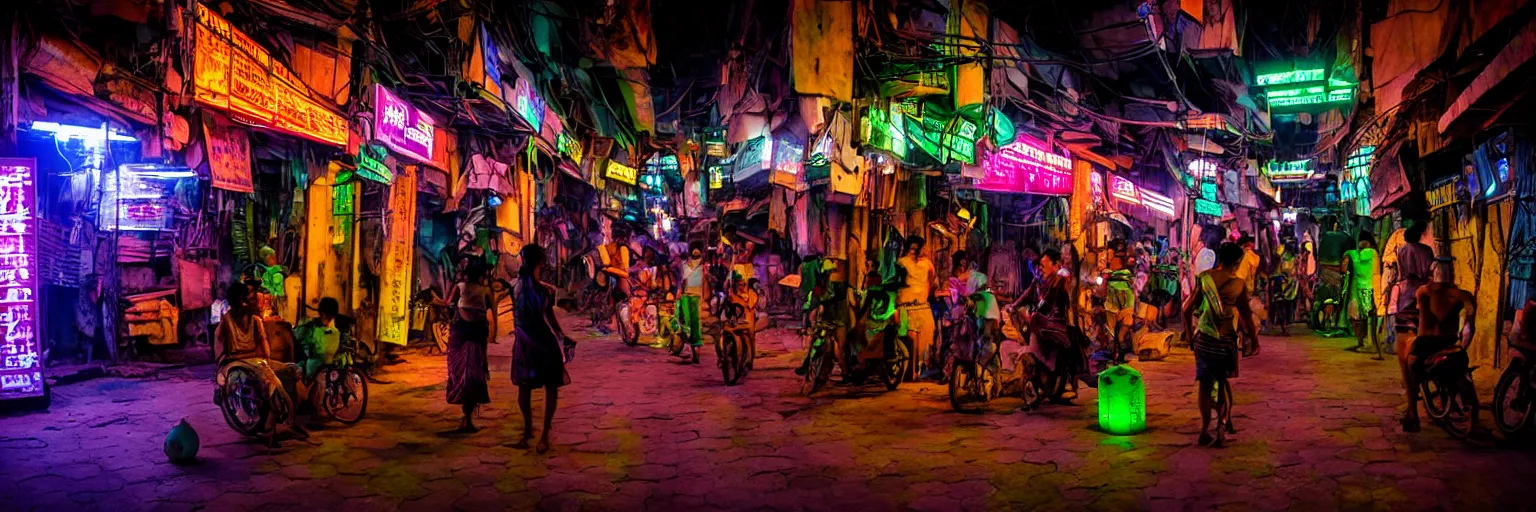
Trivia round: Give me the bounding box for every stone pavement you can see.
[4,316,1536,511]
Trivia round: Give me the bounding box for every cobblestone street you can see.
[5,317,1536,511]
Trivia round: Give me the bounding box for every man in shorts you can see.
[1181,242,1258,447]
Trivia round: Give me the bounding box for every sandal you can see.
[1198,430,1213,447]
[536,438,551,454]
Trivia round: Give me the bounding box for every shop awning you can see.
[1438,16,1536,135]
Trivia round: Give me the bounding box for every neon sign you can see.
[1140,189,1177,218]
[1342,146,1375,216]
[1110,175,1140,204]
[0,158,41,401]
[192,4,347,146]
[1200,180,1220,200]
[976,137,1073,196]
[556,132,584,165]
[1194,198,1224,217]
[772,136,804,176]
[861,104,908,159]
[1265,159,1314,181]
[372,85,436,164]
[1255,68,1325,87]
[1187,159,1219,179]
[605,160,638,185]
[513,78,546,132]
[356,143,393,184]
[708,165,725,189]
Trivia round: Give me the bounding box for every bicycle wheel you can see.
[949,364,984,413]
[323,367,370,424]
[619,311,639,346]
[802,336,831,396]
[719,330,738,385]
[1443,376,1479,439]
[220,367,269,436]
[1422,378,1452,420]
[881,339,909,391]
[1493,363,1532,436]
[431,321,450,354]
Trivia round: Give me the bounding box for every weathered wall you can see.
[303,163,353,315]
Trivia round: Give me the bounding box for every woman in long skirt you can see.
[510,245,571,453]
[445,262,495,432]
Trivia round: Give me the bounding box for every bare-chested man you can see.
[1395,259,1476,432]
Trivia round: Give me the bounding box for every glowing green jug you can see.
[1097,364,1146,435]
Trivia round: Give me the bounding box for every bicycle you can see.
[1419,347,1479,439]
[712,294,755,386]
[947,311,1001,413]
[801,319,841,396]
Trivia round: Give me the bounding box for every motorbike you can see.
[1419,347,1479,439]
[947,293,1002,412]
[857,285,911,391]
[1494,337,1535,437]
[711,291,755,385]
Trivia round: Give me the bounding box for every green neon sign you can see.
[1200,181,1219,200]
[356,143,393,184]
[1256,68,1325,87]
[1194,198,1224,217]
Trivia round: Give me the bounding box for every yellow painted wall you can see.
[304,163,353,315]
[1470,201,1513,369]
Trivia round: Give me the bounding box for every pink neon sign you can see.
[976,137,1073,196]
[1110,175,1140,204]
[373,84,437,164]
[0,158,41,400]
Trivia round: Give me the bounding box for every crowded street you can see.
[5,319,1536,511]
[6,0,1536,510]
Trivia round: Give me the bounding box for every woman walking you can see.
[510,245,571,453]
[445,262,495,433]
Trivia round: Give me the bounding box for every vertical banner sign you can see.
[0,159,41,400]
[204,115,255,193]
[377,167,417,346]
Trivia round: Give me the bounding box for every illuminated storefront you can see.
[0,159,42,403]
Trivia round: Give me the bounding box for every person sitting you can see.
[216,282,305,443]
[294,297,343,385]
[1395,258,1476,433]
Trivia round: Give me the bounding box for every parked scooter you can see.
[1494,302,1536,437]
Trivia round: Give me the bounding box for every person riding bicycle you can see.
[1396,258,1476,433]
[1181,242,1259,448]
[934,252,999,381]
[1016,248,1092,403]
[599,226,637,302]
[795,258,854,377]
[216,282,306,443]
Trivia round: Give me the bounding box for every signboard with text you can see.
[975,137,1073,196]
[0,158,41,400]
[372,84,436,164]
[204,114,254,193]
[376,167,416,346]
[192,4,347,147]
